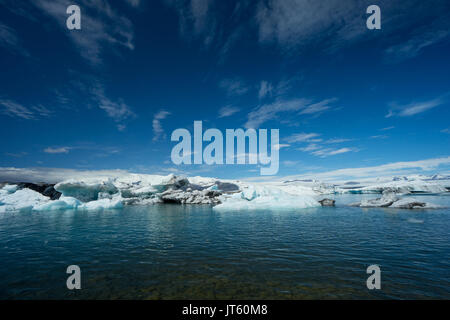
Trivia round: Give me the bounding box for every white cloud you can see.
[441,128,450,134]
[218,105,240,118]
[380,126,395,131]
[153,110,171,142]
[44,147,71,154]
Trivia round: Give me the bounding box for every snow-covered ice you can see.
[0,173,448,212]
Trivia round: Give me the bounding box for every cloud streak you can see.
[44,147,71,154]
[387,96,446,118]
[0,99,52,120]
[218,105,240,118]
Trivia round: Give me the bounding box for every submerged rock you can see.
[318,199,335,207]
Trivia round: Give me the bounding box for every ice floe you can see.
[351,192,441,209]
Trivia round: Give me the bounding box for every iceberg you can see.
[78,195,123,211]
[32,196,82,211]
[0,188,50,212]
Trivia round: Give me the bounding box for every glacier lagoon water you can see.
[0,194,449,299]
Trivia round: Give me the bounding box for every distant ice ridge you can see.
[282,174,450,195]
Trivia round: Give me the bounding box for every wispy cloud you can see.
[287,132,357,158]
[219,78,249,96]
[245,97,337,129]
[380,126,395,131]
[311,147,357,158]
[218,105,240,118]
[258,81,273,99]
[0,100,35,120]
[0,99,53,120]
[125,0,141,8]
[285,133,320,143]
[91,82,135,130]
[384,19,450,63]
[0,22,29,56]
[370,135,389,139]
[324,138,353,144]
[153,110,171,142]
[4,152,28,158]
[30,0,135,65]
[387,96,445,117]
[441,128,450,134]
[255,0,367,52]
[44,147,71,154]
[245,99,300,128]
[299,98,337,115]
[163,0,251,62]
[298,144,320,152]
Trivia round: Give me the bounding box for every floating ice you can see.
[352,193,441,209]
[213,185,319,211]
[0,188,49,212]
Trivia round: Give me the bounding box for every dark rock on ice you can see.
[318,199,335,207]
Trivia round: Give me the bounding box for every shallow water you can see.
[0,194,449,299]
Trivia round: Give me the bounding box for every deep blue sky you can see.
[0,0,449,180]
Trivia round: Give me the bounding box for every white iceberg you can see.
[213,185,320,211]
[0,188,50,212]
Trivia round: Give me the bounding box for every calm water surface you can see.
[0,194,449,299]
